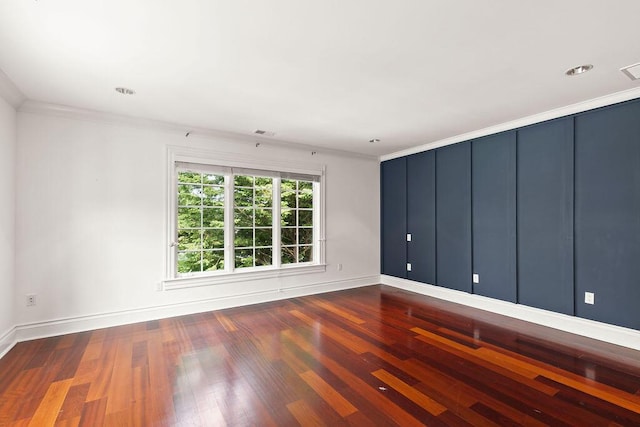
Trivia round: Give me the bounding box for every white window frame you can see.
[163,146,326,290]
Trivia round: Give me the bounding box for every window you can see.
[176,171,225,274]
[165,148,325,288]
[234,175,273,268]
[281,179,314,264]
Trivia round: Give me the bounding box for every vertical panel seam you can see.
[434,150,438,286]
[572,116,577,317]
[514,131,519,304]
[469,141,474,295]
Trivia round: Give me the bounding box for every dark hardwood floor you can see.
[1,285,640,426]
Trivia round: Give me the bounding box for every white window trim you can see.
[163,145,326,290]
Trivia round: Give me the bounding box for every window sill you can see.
[162,263,327,290]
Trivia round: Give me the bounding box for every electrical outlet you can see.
[584,292,595,305]
[26,294,36,306]
[337,263,343,271]
[473,274,480,284]
[406,263,412,272]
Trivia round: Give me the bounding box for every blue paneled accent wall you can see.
[380,98,640,330]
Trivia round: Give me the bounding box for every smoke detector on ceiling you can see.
[620,63,640,81]
[115,87,135,95]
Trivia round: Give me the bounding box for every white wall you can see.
[15,108,379,329]
[0,96,16,348]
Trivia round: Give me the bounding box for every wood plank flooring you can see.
[1,285,640,426]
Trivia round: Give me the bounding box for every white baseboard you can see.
[10,276,377,348]
[0,326,17,359]
[382,275,640,351]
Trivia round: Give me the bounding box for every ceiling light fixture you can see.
[565,64,593,76]
[115,87,135,95]
[369,138,380,143]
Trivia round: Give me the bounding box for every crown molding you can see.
[380,86,640,161]
[0,68,26,108]
[18,100,377,161]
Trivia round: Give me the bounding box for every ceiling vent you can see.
[620,63,640,81]
[254,129,276,137]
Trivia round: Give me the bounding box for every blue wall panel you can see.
[381,157,407,278]
[407,151,436,284]
[472,131,517,302]
[436,142,472,292]
[518,118,574,315]
[575,100,640,329]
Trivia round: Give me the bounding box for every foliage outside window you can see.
[172,162,320,279]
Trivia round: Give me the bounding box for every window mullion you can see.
[273,178,281,267]
[169,167,178,278]
[313,181,322,264]
[225,174,234,272]
[252,182,257,267]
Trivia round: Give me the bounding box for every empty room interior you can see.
[2,1,640,425]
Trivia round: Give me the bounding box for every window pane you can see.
[255,247,272,266]
[255,228,272,247]
[298,190,313,208]
[203,250,224,271]
[282,227,296,245]
[178,184,203,206]
[204,174,224,185]
[299,245,313,263]
[178,207,201,229]
[234,228,253,248]
[281,188,297,208]
[203,208,224,228]
[255,209,272,227]
[298,210,313,227]
[234,187,253,207]
[235,248,254,268]
[255,177,272,187]
[234,175,253,187]
[203,186,224,207]
[178,172,201,184]
[299,228,313,245]
[177,251,201,273]
[178,229,201,250]
[255,188,273,207]
[281,209,296,226]
[281,246,296,264]
[202,229,224,249]
[298,181,312,191]
[234,208,253,227]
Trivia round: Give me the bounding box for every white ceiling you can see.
[1,1,639,157]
